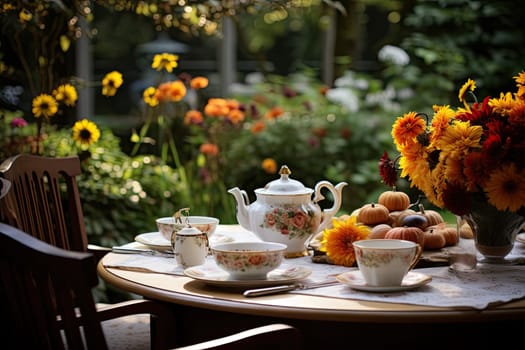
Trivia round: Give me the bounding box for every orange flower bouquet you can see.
[386,72,525,217]
[383,71,525,260]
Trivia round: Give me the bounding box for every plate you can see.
[516,233,525,244]
[135,232,171,250]
[184,265,312,288]
[336,270,432,292]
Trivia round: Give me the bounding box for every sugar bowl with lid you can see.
[228,165,347,258]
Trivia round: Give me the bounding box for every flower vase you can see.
[459,199,525,264]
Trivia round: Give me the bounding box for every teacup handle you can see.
[408,243,423,270]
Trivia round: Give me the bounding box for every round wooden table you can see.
[98,225,525,348]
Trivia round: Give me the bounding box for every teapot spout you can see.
[227,187,252,230]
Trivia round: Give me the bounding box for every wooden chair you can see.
[0,154,110,258]
[0,222,176,349]
[0,223,303,350]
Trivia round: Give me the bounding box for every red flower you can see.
[378,151,398,188]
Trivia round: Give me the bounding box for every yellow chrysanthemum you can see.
[435,121,482,154]
[143,86,159,107]
[458,78,476,105]
[151,52,179,73]
[489,92,516,115]
[72,119,101,146]
[32,94,58,118]
[391,111,427,148]
[429,105,455,145]
[102,71,123,97]
[53,83,78,107]
[485,163,525,212]
[514,71,525,85]
[320,216,370,267]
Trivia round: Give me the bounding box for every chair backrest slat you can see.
[0,154,88,252]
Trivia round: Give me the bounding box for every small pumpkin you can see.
[357,203,390,225]
[428,223,458,246]
[369,223,392,239]
[378,190,410,212]
[418,204,445,226]
[459,222,474,239]
[423,227,446,250]
[384,226,425,246]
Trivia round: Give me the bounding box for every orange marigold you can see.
[261,158,277,174]
[265,106,284,119]
[200,143,219,156]
[184,110,204,125]
[190,76,209,90]
[251,121,266,134]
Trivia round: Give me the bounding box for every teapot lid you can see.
[177,225,203,236]
[255,165,312,195]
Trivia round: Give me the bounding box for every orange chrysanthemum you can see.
[320,216,370,267]
[391,111,426,148]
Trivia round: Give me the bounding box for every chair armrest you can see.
[96,299,176,350]
[87,244,112,264]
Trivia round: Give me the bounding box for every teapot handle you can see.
[313,181,348,232]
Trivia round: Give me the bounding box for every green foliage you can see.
[43,128,185,247]
[225,70,402,212]
[401,0,525,101]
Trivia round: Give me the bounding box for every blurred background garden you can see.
[1,0,524,250]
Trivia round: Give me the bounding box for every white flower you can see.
[326,88,359,112]
[334,71,369,90]
[378,45,410,66]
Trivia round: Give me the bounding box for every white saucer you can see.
[516,233,525,244]
[184,265,312,288]
[336,270,432,292]
[135,232,171,250]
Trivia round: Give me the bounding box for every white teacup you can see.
[353,239,422,287]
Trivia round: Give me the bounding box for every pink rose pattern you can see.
[261,206,316,239]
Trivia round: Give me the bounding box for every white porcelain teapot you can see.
[228,165,347,258]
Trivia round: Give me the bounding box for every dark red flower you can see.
[378,151,398,188]
[442,182,471,216]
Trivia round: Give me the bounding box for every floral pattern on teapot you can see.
[260,205,318,239]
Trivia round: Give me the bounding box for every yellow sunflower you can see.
[151,52,179,73]
[72,119,101,146]
[485,163,525,212]
[320,216,370,267]
[102,71,123,97]
[32,94,58,118]
[53,83,78,107]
